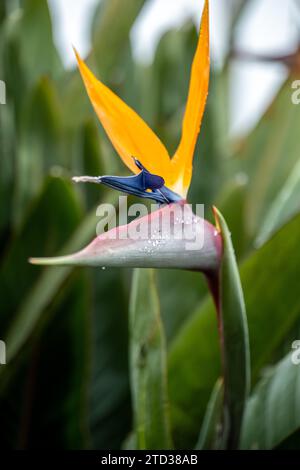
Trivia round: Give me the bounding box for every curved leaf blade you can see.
[214,207,250,448]
[129,268,173,449]
[241,352,300,449]
[195,378,224,450]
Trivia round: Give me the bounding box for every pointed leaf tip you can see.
[29,256,70,266]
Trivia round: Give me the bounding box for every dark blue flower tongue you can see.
[72,158,182,204]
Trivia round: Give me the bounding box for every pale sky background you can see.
[48,0,299,136]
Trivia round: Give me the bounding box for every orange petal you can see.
[171,0,210,197]
[74,49,172,184]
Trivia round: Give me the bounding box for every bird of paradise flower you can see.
[30,0,250,449]
[30,0,222,275]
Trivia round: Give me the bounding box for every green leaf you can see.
[256,158,300,246]
[168,212,300,448]
[0,271,91,449]
[188,74,224,208]
[14,77,64,225]
[0,187,129,448]
[59,68,94,131]
[129,268,173,449]
[88,268,131,450]
[0,2,5,24]
[91,0,146,81]
[241,352,300,450]
[0,96,15,240]
[1,0,62,117]
[0,12,28,122]
[158,269,207,343]
[19,0,63,83]
[0,176,82,335]
[168,295,220,448]
[0,178,90,449]
[149,23,198,142]
[195,379,224,450]
[215,208,250,448]
[216,178,248,260]
[71,119,106,210]
[0,192,118,372]
[239,79,300,240]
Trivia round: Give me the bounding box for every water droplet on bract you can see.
[101,266,106,270]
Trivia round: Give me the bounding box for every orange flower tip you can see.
[212,206,221,233]
[170,0,210,195]
[72,46,81,61]
[72,47,87,71]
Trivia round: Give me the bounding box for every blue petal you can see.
[97,159,182,204]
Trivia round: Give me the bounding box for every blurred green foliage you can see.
[0,0,300,450]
